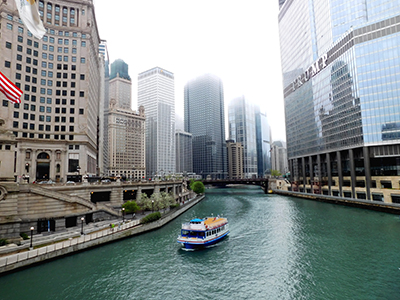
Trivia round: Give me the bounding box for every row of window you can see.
[13,122,74,132]
[2,100,84,115]
[13,132,75,140]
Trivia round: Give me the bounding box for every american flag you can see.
[0,71,23,104]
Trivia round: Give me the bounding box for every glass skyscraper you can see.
[228,96,258,178]
[138,67,175,178]
[184,74,227,179]
[255,108,271,178]
[279,0,400,202]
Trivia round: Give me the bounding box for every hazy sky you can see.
[94,0,286,141]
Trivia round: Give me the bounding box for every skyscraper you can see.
[279,0,400,202]
[109,59,132,110]
[138,67,175,178]
[0,0,102,182]
[228,96,258,178]
[105,60,145,180]
[184,74,227,179]
[175,129,193,174]
[255,108,271,177]
[226,140,244,179]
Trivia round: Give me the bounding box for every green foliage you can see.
[137,193,151,212]
[122,200,139,214]
[20,232,29,240]
[141,212,161,224]
[191,181,205,194]
[169,203,180,209]
[271,169,282,177]
[0,238,8,246]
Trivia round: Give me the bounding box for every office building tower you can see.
[0,0,102,183]
[271,141,288,176]
[138,67,175,178]
[279,0,286,9]
[279,0,400,202]
[255,108,272,177]
[109,59,131,110]
[175,129,193,174]
[106,103,146,180]
[184,74,227,179]
[228,96,258,178]
[226,140,244,179]
[105,60,145,180]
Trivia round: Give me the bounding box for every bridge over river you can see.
[199,178,269,192]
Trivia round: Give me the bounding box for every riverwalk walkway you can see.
[0,194,205,275]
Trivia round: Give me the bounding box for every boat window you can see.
[181,230,189,236]
[198,232,205,237]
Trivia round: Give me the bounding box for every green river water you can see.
[1,186,400,299]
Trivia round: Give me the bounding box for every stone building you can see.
[226,140,243,179]
[0,0,103,183]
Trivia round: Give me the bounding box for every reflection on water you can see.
[1,186,400,300]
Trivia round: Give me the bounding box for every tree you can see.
[122,200,139,218]
[271,169,282,177]
[190,181,205,194]
[137,193,150,213]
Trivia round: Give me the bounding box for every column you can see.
[309,156,313,194]
[349,149,356,198]
[337,151,343,197]
[327,153,332,196]
[302,157,306,192]
[317,154,322,194]
[363,147,371,200]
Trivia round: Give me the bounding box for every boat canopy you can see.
[190,218,203,223]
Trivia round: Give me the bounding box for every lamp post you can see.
[122,207,125,222]
[81,217,84,235]
[152,200,154,213]
[30,227,34,249]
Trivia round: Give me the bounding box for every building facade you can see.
[271,141,288,176]
[228,96,258,178]
[0,0,102,183]
[106,103,145,180]
[279,0,400,202]
[109,59,131,110]
[138,67,175,178]
[175,129,193,174]
[184,74,227,179]
[226,140,243,179]
[255,108,272,177]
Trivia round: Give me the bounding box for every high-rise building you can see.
[228,96,258,178]
[278,0,286,9]
[105,60,145,180]
[255,108,272,177]
[106,103,146,180]
[184,74,227,179]
[226,140,243,179]
[109,60,132,110]
[175,129,193,174]
[138,67,175,178]
[279,0,400,202]
[271,141,288,176]
[0,0,102,183]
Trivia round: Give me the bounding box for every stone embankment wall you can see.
[273,190,400,214]
[0,195,204,275]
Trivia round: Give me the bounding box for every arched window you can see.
[37,152,50,159]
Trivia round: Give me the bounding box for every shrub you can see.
[0,239,8,246]
[169,203,180,209]
[141,212,161,224]
[20,232,29,240]
[191,181,205,194]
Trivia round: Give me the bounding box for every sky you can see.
[93,0,286,141]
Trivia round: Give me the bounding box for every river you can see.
[1,186,400,299]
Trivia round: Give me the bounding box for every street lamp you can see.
[81,217,85,235]
[30,227,34,249]
[122,207,125,222]
[152,200,154,213]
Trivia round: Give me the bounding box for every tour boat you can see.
[177,215,229,249]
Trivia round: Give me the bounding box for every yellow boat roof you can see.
[204,217,227,228]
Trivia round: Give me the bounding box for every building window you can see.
[6,42,12,49]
